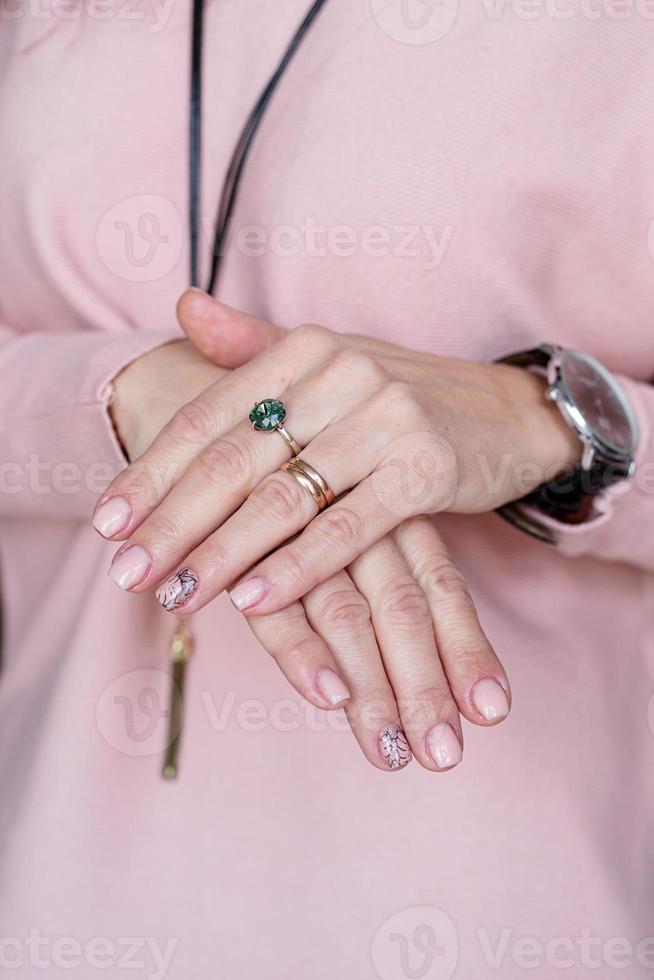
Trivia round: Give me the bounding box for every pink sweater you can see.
[1,2,653,977]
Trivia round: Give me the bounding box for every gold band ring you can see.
[282,461,327,508]
[281,458,335,511]
[289,457,335,507]
[249,399,302,457]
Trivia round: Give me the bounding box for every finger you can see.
[107,354,385,592]
[151,454,399,615]
[302,571,412,772]
[154,383,438,612]
[177,290,425,366]
[224,474,407,617]
[395,517,511,727]
[92,322,335,541]
[242,599,353,711]
[214,404,454,615]
[349,537,463,772]
[177,291,286,368]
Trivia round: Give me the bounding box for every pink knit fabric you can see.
[0,2,653,977]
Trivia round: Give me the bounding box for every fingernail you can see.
[229,577,269,611]
[471,677,510,722]
[108,545,151,590]
[427,722,462,770]
[156,568,199,612]
[92,496,132,538]
[316,667,351,707]
[379,723,412,770]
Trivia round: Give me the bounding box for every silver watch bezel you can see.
[543,345,639,474]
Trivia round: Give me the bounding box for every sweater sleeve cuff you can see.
[1,327,183,520]
[518,374,654,569]
[88,329,184,472]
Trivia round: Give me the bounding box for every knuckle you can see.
[141,510,185,550]
[274,632,322,665]
[314,506,364,547]
[289,322,333,353]
[168,400,216,446]
[419,682,455,707]
[378,578,431,626]
[326,349,385,388]
[383,379,419,413]
[420,561,473,607]
[118,463,166,508]
[314,587,372,631]
[398,684,458,735]
[252,475,305,521]
[275,546,309,588]
[198,438,255,488]
[449,642,494,673]
[198,541,229,578]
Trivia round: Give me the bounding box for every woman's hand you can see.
[96,304,511,774]
[94,290,579,616]
[241,514,510,772]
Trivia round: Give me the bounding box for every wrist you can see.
[491,362,582,485]
[110,339,224,460]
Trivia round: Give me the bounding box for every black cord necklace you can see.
[163,0,331,779]
[189,0,332,292]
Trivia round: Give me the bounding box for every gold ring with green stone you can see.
[249,399,302,457]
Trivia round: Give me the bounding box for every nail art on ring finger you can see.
[156,568,199,611]
[379,723,412,770]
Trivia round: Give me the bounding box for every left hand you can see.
[241,514,510,772]
[95,289,579,617]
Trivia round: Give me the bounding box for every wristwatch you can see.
[497,343,639,543]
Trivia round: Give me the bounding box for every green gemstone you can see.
[249,399,286,432]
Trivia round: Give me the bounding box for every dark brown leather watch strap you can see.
[495,345,624,532]
[497,346,551,370]
[519,460,630,525]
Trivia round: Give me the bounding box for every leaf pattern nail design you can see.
[379,723,412,769]
[156,568,198,611]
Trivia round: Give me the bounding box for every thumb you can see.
[176,289,286,368]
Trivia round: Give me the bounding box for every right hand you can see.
[100,311,510,774]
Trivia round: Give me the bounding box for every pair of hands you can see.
[94,291,578,772]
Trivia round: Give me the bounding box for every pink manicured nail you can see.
[471,677,509,722]
[108,546,151,590]
[316,667,351,707]
[93,496,131,538]
[229,577,269,611]
[427,722,462,769]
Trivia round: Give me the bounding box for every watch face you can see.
[558,351,638,455]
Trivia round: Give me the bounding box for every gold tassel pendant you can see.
[162,621,194,780]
